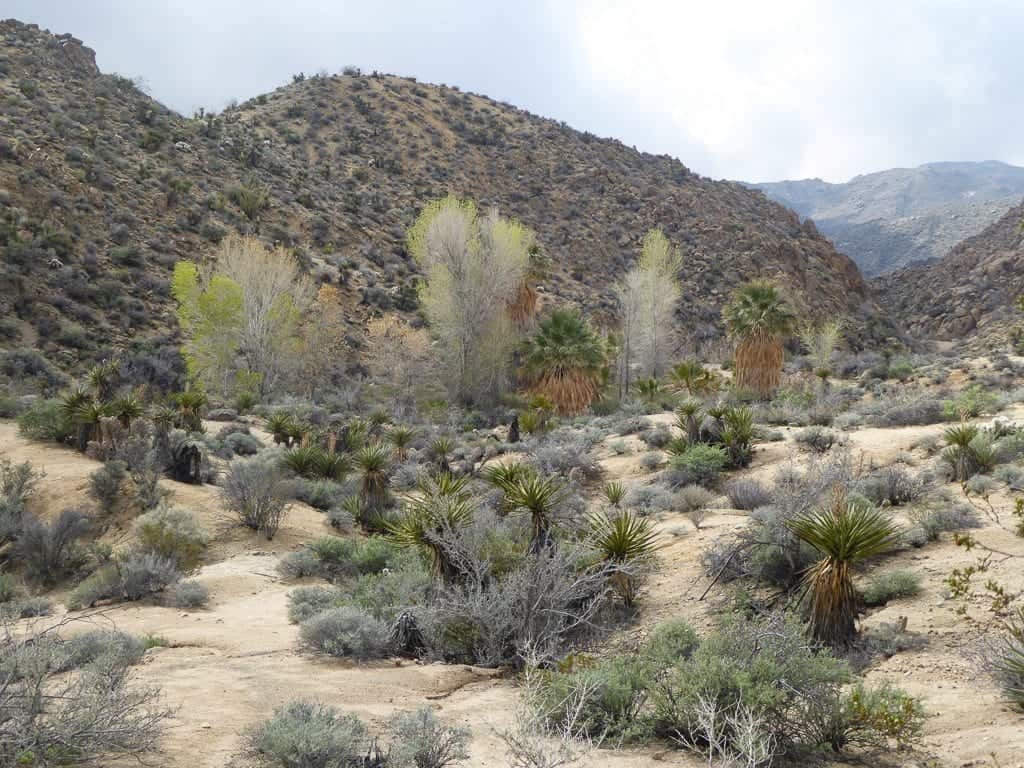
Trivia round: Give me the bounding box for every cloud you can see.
[6,0,1024,182]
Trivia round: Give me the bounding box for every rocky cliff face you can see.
[0,19,880,380]
[754,161,1024,276]
[872,200,1024,342]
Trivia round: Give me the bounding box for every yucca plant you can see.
[341,418,368,452]
[602,480,626,508]
[723,280,796,398]
[429,436,454,473]
[387,426,415,461]
[87,359,119,401]
[788,493,901,645]
[175,389,207,432]
[388,473,475,583]
[314,450,352,482]
[505,472,566,553]
[674,399,704,445]
[151,403,179,433]
[110,393,144,430]
[721,406,755,468]
[520,309,607,415]
[356,443,391,514]
[588,509,660,606]
[993,607,1024,709]
[483,462,534,515]
[62,390,107,452]
[941,422,988,481]
[266,412,295,446]
[283,446,323,478]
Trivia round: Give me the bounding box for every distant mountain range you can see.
[752,161,1024,275]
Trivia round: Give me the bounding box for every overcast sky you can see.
[8,0,1024,182]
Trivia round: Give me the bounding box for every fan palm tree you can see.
[588,509,661,606]
[356,442,391,515]
[520,310,607,415]
[387,473,474,584]
[505,472,567,553]
[668,360,719,397]
[636,378,661,405]
[788,493,901,645]
[723,280,796,398]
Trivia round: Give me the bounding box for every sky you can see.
[7,0,1024,182]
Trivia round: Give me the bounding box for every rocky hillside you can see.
[754,161,1024,275]
[873,200,1024,341]
[0,19,878,389]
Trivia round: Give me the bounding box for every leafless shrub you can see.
[724,478,772,511]
[221,455,290,538]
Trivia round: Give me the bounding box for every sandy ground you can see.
[3,402,1024,767]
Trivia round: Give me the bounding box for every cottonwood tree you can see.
[616,229,682,396]
[296,284,349,397]
[407,197,533,405]
[172,234,313,399]
[365,316,436,417]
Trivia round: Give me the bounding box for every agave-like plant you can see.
[602,480,626,508]
[314,450,352,482]
[723,280,796,398]
[388,473,475,583]
[387,426,415,461]
[341,418,368,452]
[788,493,901,645]
[941,422,988,482]
[505,472,567,553]
[175,389,208,432]
[721,406,755,468]
[356,443,392,514]
[283,445,323,478]
[87,359,119,401]
[266,411,295,446]
[429,436,454,473]
[110,393,144,430]
[588,509,660,606]
[674,400,704,445]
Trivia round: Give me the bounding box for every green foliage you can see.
[668,444,728,487]
[387,474,474,582]
[832,682,926,751]
[521,309,608,414]
[252,701,372,768]
[860,569,922,606]
[17,399,73,443]
[88,460,127,514]
[171,261,243,394]
[943,384,1000,420]
[133,505,209,572]
[299,606,391,659]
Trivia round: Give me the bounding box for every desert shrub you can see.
[299,606,391,659]
[966,473,1000,497]
[17,509,90,584]
[58,629,146,671]
[622,484,675,515]
[649,614,850,756]
[676,484,716,513]
[907,500,980,543]
[13,596,52,618]
[857,620,928,662]
[986,608,1024,709]
[854,465,929,507]
[795,426,840,453]
[640,426,672,449]
[278,548,322,579]
[252,700,373,768]
[89,460,128,513]
[0,617,172,766]
[639,452,663,471]
[0,574,17,603]
[288,585,343,624]
[826,682,925,751]
[668,444,728,487]
[69,552,180,609]
[943,384,1000,420]
[608,439,629,455]
[279,536,396,582]
[869,396,944,427]
[170,579,210,608]
[222,430,263,457]
[861,570,921,606]
[526,430,601,479]
[531,654,651,743]
[134,505,208,571]
[293,479,346,511]
[995,464,1024,490]
[724,478,771,510]
[388,706,470,768]
[17,399,73,442]
[222,455,290,538]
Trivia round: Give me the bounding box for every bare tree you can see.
[407,197,533,406]
[616,229,682,394]
[365,316,438,417]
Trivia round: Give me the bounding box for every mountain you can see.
[753,161,1024,276]
[0,19,879,388]
[872,200,1024,343]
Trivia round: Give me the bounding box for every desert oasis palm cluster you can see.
[0,17,1023,768]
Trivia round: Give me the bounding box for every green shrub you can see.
[294,479,346,511]
[299,606,391,659]
[668,444,728,487]
[18,510,90,584]
[643,619,699,667]
[827,682,925,751]
[387,706,470,768]
[795,426,840,453]
[861,569,922,606]
[58,629,146,671]
[943,384,1000,420]
[171,579,210,608]
[17,399,72,442]
[288,585,343,624]
[134,506,208,572]
[69,553,181,609]
[89,460,128,513]
[252,701,371,768]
